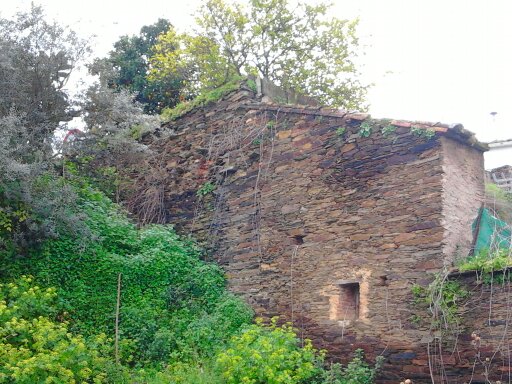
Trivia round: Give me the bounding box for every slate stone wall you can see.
[441,137,486,260]
[423,271,512,384]
[147,88,489,382]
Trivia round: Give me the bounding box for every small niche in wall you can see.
[335,280,360,321]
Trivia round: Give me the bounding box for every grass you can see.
[161,78,244,122]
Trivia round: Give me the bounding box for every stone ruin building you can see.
[136,79,512,383]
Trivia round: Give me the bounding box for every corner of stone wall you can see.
[440,137,485,262]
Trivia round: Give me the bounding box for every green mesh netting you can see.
[473,207,512,254]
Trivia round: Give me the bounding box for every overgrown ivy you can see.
[1,178,253,367]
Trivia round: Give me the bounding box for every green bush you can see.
[0,276,114,383]
[459,248,512,273]
[161,78,243,122]
[215,319,382,384]
[4,181,253,366]
[318,349,383,384]
[216,318,324,384]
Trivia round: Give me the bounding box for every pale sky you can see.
[2,0,512,145]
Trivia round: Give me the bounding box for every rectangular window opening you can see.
[336,281,360,321]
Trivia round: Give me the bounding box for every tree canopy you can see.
[0,6,92,249]
[0,5,89,154]
[0,7,160,249]
[93,19,184,114]
[149,0,368,110]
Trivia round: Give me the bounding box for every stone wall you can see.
[144,87,490,382]
[438,271,512,384]
[441,137,485,259]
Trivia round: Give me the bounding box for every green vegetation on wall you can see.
[161,78,243,122]
[410,126,435,140]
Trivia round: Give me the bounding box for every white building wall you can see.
[485,141,512,170]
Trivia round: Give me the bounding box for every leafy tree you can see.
[149,28,238,99]
[0,6,90,250]
[149,0,368,110]
[94,19,184,114]
[0,5,89,154]
[67,68,160,202]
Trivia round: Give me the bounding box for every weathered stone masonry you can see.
[142,85,512,383]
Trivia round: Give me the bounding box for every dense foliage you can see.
[317,349,384,384]
[167,321,382,384]
[92,19,184,114]
[216,319,323,383]
[72,81,160,202]
[149,0,368,110]
[0,97,91,252]
[0,276,113,383]
[0,5,89,150]
[0,6,90,250]
[2,179,253,366]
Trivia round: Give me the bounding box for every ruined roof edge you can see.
[162,76,488,152]
[239,103,489,152]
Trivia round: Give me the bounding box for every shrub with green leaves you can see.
[216,318,324,384]
[0,276,113,383]
[459,248,512,273]
[318,349,383,384]
[4,181,253,366]
[215,320,382,384]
